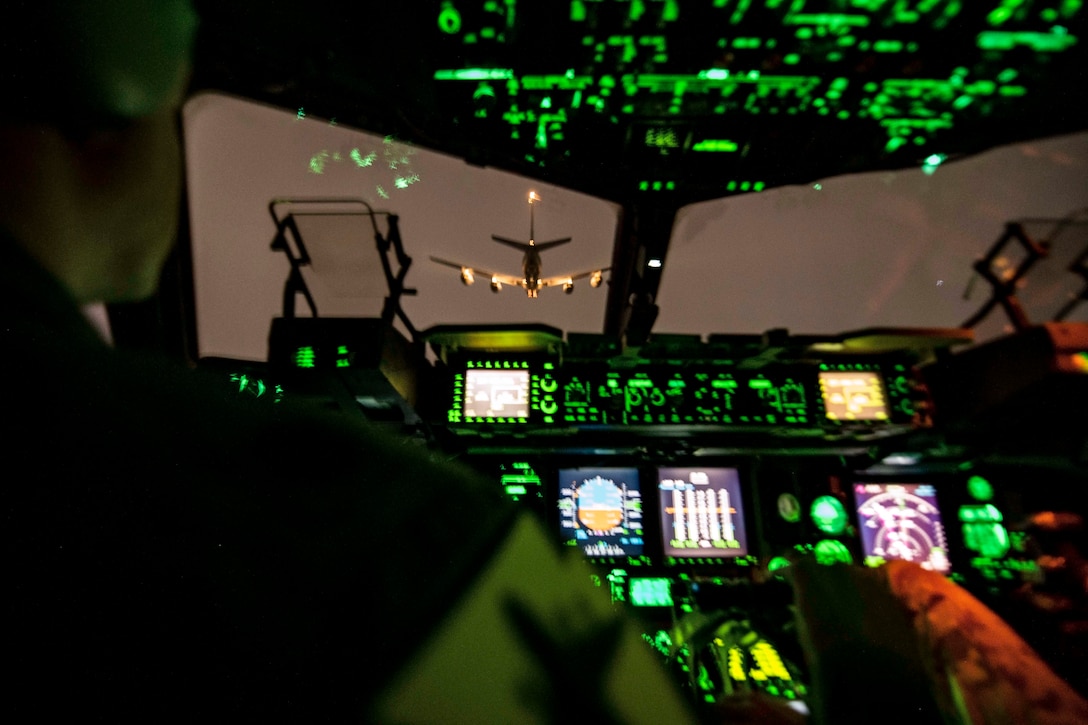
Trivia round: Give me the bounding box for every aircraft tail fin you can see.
[490,235,531,251]
[532,237,573,252]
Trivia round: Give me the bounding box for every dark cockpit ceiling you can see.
[189,0,1087,339]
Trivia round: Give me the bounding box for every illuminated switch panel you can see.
[559,366,811,426]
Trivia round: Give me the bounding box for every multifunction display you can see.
[854,482,950,573]
[658,467,748,558]
[464,369,529,419]
[819,371,889,421]
[558,468,644,558]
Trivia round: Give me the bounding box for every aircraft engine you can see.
[590,270,603,288]
[460,268,475,285]
[563,282,574,294]
[490,278,502,293]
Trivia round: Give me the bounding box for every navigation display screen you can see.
[819,371,889,421]
[464,369,530,419]
[557,467,644,558]
[658,467,748,558]
[853,482,950,573]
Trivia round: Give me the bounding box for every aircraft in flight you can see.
[430,191,609,298]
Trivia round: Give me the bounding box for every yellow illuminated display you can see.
[819,370,888,420]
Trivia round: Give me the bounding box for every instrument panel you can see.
[415,324,1087,711]
[440,351,922,433]
[211,321,1088,711]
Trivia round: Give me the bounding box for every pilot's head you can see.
[0,1,199,303]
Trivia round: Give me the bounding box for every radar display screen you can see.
[819,371,888,421]
[558,468,644,558]
[658,467,748,558]
[854,482,950,573]
[464,368,529,419]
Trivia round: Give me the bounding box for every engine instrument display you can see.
[658,467,749,558]
[853,482,950,573]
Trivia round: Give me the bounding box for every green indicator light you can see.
[883,130,909,151]
[777,493,801,523]
[874,40,903,53]
[967,475,994,501]
[712,380,737,389]
[668,380,686,388]
[504,485,528,496]
[294,346,316,369]
[748,379,772,389]
[810,496,848,535]
[977,31,1079,52]
[434,68,514,81]
[987,3,1017,26]
[501,475,540,486]
[699,68,729,80]
[473,83,495,103]
[767,556,791,576]
[437,4,461,34]
[963,519,1011,558]
[785,13,870,27]
[814,539,853,565]
[692,139,738,152]
[629,379,654,388]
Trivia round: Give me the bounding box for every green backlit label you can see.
[630,578,672,607]
[294,347,316,368]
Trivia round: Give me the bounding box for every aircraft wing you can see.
[429,256,526,289]
[539,266,611,289]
